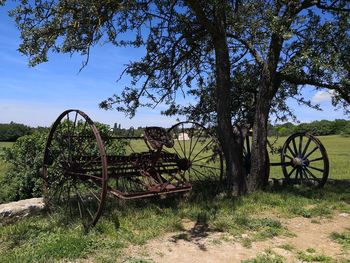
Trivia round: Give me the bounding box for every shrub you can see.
[0,131,47,202]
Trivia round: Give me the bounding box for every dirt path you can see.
[125,214,350,262]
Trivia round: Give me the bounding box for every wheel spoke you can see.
[182,124,186,159]
[75,186,94,220]
[298,135,303,155]
[77,198,83,219]
[287,166,297,177]
[292,138,298,156]
[192,163,221,171]
[188,127,204,160]
[188,128,194,160]
[304,146,319,159]
[176,128,186,159]
[307,165,324,173]
[284,154,294,160]
[191,139,214,162]
[191,166,210,180]
[192,155,214,163]
[302,136,312,156]
[308,157,324,163]
[304,167,321,182]
[295,168,299,179]
[287,145,297,157]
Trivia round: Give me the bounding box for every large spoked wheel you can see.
[281,132,329,187]
[166,122,224,185]
[43,109,108,228]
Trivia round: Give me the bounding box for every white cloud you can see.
[311,90,334,103]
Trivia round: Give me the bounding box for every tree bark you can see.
[248,34,283,192]
[248,78,271,192]
[213,30,245,195]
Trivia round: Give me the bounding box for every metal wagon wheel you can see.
[43,109,108,228]
[281,132,329,187]
[166,121,224,184]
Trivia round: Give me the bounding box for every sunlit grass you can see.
[1,181,349,262]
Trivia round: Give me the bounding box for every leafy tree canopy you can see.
[5,0,349,123]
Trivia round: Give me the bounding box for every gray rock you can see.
[0,197,45,225]
[339,212,349,217]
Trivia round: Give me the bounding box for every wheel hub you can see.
[291,156,310,168]
[177,158,192,171]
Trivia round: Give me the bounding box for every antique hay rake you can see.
[43,109,223,227]
[43,109,329,227]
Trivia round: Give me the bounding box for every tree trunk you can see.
[213,34,245,195]
[248,82,270,192]
[248,30,284,192]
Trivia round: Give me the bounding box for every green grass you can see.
[330,230,350,249]
[296,250,335,262]
[0,136,349,262]
[242,249,286,263]
[0,181,349,262]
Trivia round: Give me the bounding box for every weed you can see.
[330,231,350,249]
[242,249,286,263]
[278,243,294,251]
[297,250,334,262]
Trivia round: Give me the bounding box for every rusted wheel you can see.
[166,122,224,184]
[281,132,329,187]
[43,109,108,228]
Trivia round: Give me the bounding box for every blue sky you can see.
[0,3,348,128]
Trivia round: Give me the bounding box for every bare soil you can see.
[125,214,350,262]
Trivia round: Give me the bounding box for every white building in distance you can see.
[178,132,189,140]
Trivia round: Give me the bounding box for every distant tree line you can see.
[1,119,349,143]
[113,123,144,137]
[0,123,49,142]
[270,119,350,137]
[0,122,32,141]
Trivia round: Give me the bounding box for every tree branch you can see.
[316,0,350,12]
[279,72,350,104]
[226,33,264,66]
[185,0,217,35]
